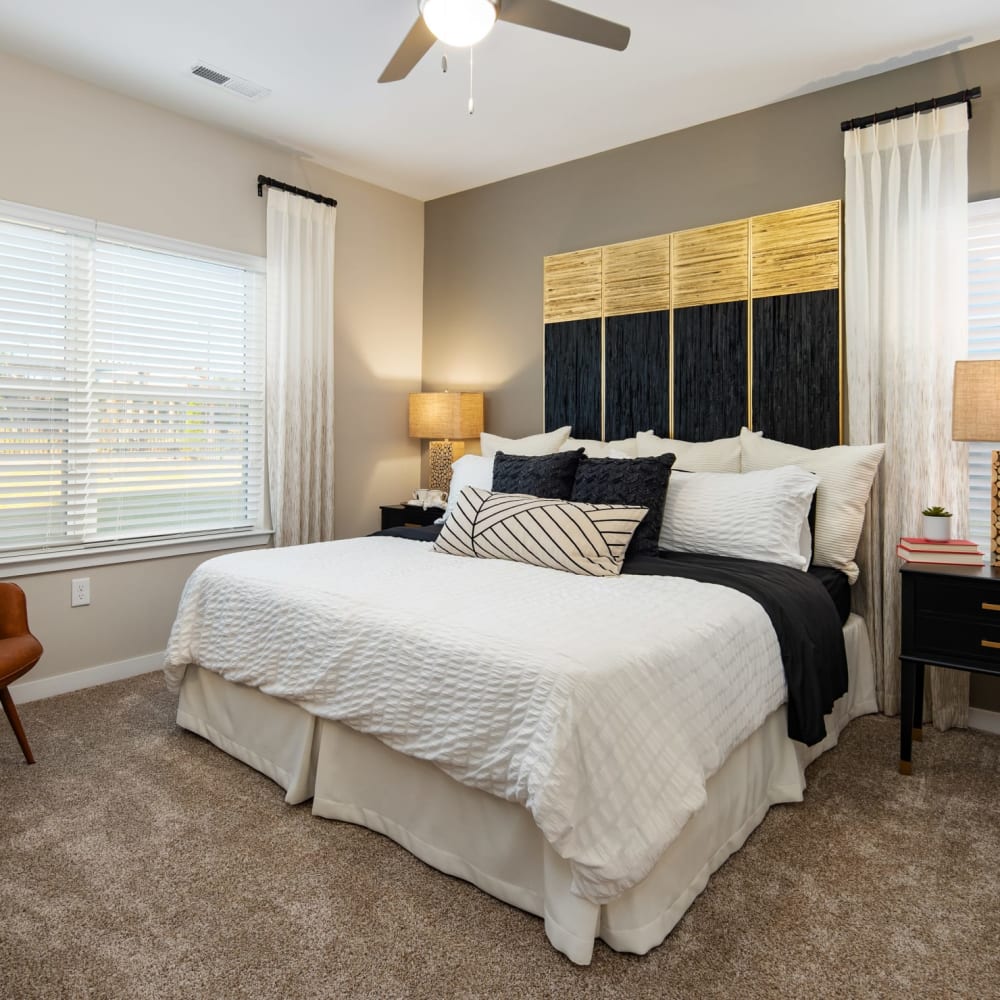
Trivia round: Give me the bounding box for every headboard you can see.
[542,201,842,449]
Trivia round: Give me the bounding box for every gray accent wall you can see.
[424,42,1000,431]
[423,40,1000,712]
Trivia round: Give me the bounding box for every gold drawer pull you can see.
[982,639,1000,650]
[983,602,1000,612]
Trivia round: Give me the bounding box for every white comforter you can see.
[165,536,785,903]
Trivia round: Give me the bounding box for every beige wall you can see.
[0,51,424,683]
[17,557,211,684]
[422,40,1000,712]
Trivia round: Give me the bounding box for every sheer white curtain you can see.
[266,188,336,547]
[845,104,969,728]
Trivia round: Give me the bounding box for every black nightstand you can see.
[899,561,1000,773]
[380,504,443,530]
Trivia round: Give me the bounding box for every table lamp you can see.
[409,391,484,493]
[952,360,1000,566]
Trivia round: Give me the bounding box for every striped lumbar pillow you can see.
[434,487,648,577]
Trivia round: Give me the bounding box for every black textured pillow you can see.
[492,449,584,500]
[571,454,675,556]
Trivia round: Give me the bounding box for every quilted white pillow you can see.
[636,431,744,472]
[442,453,495,520]
[739,428,885,583]
[659,467,818,571]
[559,436,639,458]
[480,425,570,458]
[435,487,648,577]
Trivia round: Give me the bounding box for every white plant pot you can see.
[921,515,952,541]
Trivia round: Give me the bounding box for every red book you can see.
[897,545,984,565]
[899,537,981,554]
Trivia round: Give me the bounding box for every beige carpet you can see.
[2,675,999,1000]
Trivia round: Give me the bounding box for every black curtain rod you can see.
[840,86,981,132]
[256,174,337,207]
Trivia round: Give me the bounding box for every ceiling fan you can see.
[378,0,630,83]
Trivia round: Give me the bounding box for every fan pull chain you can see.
[468,47,475,115]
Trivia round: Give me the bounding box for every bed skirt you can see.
[175,613,877,965]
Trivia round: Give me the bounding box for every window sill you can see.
[0,531,273,579]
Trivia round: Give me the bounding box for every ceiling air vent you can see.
[190,63,271,101]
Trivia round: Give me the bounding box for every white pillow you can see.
[480,425,570,458]
[636,431,744,472]
[659,467,818,571]
[435,487,648,577]
[558,436,639,458]
[739,428,885,583]
[442,453,495,520]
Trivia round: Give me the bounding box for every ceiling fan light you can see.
[419,0,497,48]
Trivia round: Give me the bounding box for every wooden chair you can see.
[0,582,43,764]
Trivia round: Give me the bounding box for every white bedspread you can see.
[164,537,785,903]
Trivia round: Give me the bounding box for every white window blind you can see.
[968,197,1000,549]
[0,202,265,559]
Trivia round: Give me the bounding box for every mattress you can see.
[165,528,873,961]
[166,535,798,902]
[174,614,876,965]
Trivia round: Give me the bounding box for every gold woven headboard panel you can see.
[751,201,840,298]
[543,248,602,323]
[602,234,671,317]
[671,220,749,308]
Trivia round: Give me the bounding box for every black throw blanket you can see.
[375,525,849,747]
[623,551,848,746]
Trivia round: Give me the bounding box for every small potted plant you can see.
[921,505,953,542]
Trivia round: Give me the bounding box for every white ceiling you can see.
[1,1,999,201]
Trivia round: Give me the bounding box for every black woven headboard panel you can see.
[751,290,840,450]
[673,302,748,442]
[543,319,602,440]
[604,311,670,440]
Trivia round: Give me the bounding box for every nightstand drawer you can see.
[912,575,1000,621]
[912,614,1000,669]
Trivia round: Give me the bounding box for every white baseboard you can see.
[969,707,1000,736]
[10,650,165,704]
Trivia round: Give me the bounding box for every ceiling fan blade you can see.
[498,0,630,51]
[378,16,437,83]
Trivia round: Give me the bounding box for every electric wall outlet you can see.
[71,577,90,607]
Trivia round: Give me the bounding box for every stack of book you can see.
[896,537,985,566]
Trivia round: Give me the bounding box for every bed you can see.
[165,199,876,964]
[164,520,877,965]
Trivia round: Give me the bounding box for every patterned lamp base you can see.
[993,449,1000,567]
[428,440,465,494]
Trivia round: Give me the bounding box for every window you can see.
[968,197,1000,548]
[0,201,266,564]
